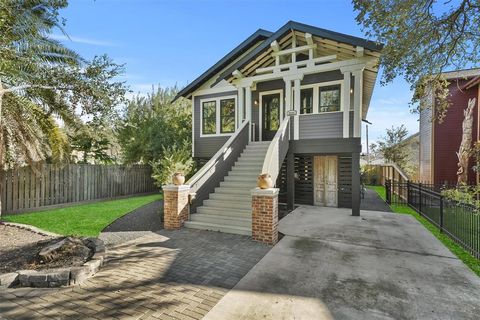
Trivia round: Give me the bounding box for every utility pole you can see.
[362,119,373,164]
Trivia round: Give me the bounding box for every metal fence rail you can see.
[385,179,480,259]
[1,164,157,214]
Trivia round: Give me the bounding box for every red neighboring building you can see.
[419,68,480,185]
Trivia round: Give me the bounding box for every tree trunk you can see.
[457,98,476,185]
[0,91,4,217]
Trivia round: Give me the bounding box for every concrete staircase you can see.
[184,141,270,235]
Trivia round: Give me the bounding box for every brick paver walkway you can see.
[0,229,270,320]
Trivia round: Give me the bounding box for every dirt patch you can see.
[0,224,93,274]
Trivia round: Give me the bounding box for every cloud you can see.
[49,34,116,47]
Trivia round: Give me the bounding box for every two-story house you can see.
[174,21,382,236]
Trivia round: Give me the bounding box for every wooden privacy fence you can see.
[1,164,158,214]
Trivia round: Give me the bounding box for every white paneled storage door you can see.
[313,156,338,207]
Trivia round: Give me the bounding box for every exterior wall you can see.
[419,104,433,182]
[193,91,237,158]
[301,70,343,85]
[432,80,479,184]
[299,113,343,139]
[287,138,361,209]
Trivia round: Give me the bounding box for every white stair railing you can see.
[260,117,290,184]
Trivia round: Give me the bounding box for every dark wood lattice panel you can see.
[338,156,352,208]
[295,155,313,205]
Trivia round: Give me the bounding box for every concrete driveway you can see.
[205,206,480,320]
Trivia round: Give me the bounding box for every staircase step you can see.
[184,221,251,236]
[220,181,256,188]
[204,199,251,210]
[210,193,251,201]
[190,213,251,228]
[197,206,250,217]
[214,187,252,195]
[224,175,257,182]
[227,171,259,178]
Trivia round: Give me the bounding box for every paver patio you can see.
[0,229,270,320]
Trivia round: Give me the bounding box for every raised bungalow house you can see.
[419,68,480,185]
[174,21,382,236]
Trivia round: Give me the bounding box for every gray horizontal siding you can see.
[193,91,237,158]
[299,112,343,139]
[301,70,343,85]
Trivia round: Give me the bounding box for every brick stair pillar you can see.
[163,185,190,229]
[251,188,279,245]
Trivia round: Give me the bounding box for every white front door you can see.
[314,156,338,207]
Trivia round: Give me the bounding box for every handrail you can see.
[188,120,249,189]
[260,117,290,184]
[383,162,409,181]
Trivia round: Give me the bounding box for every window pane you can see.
[220,98,235,133]
[300,88,313,114]
[319,85,341,112]
[202,101,216,134]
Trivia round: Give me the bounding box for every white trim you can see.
[353,69,363,137]
[257,55,337,75]
[191,94,195,156]
[259,89,284,142]
[245,86,252,141]
[192,85,237,97]
[199,95,237,137]
[342,71,351,138]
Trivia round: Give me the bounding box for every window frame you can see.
[297,80,344,116]
[199,95,237,137]
[318,84,342,113]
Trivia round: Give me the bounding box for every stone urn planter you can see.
[172,172,185,185]
[257,173,273,189]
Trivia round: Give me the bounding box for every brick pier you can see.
[251,188,279,245]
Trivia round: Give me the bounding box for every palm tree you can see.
[0,1,127,216]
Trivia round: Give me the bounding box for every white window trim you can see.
[199,95,237,137]
[259,89,284,141]
[295,80,344,115]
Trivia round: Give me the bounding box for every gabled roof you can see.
[176,21,383,100]
[174,29,273,101]
[215,21,382,86]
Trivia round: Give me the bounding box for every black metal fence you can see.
[385,179,480,259]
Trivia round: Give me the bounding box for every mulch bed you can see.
[0,223,92,274]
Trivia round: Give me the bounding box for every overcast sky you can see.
[55,0,419,150]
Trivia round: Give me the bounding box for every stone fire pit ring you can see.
[0,238,106,288]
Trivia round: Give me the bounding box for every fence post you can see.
[418,182,422,214]
[406,180,410,206]
[439,194,444,233]
[385,179,391,205]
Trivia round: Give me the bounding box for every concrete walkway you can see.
[205,207,480,320]
[0,229,270,320]
[360,188,392,212]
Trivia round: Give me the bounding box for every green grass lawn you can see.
[1,194,162,237]
[368,185,480,277]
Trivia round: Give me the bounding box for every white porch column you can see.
[284,79,292,140]
[293,78,301,140]
[341,71,351,138]
[237,87,244,128]
[353,69,364,138]
[245,85,252,141]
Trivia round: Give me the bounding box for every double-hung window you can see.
[319,85,341,113]
[202,101,217,135]
[201,96,236,135]
[300,88,313,114]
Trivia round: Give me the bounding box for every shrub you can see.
[150,145,195,187]
[361,165,380,185]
